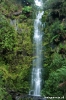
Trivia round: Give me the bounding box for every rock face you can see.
[13,11,22,16]
[5,11,22,19]
[59,81,66,98]
[59,81,66,88]
[8,91,46,100]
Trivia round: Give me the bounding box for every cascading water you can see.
[30,0,44,96]
[10,19,18,31]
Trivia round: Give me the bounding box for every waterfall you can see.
[30,0,44,96]
[10,19,18,31]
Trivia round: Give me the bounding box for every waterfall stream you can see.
[10,19,18,31]
[30,0,44,96]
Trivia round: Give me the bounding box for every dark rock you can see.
[13,11,22,16]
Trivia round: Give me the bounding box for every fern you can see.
[57,66,66,79]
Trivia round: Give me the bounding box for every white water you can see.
[34,0,43,7]
[10,19,18,31]
[30,0,44,96]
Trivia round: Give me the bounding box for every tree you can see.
[42,0,66,99]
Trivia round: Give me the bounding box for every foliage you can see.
[44,0,64,9]
[0,15,15,51]
[22,6,32,18]
[42,0,66,99]
[22,6,32,13]
[0,0,33,99]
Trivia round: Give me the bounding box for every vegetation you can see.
[42,0,66,99]
[0,0,66,100]
[0,0,33,100]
